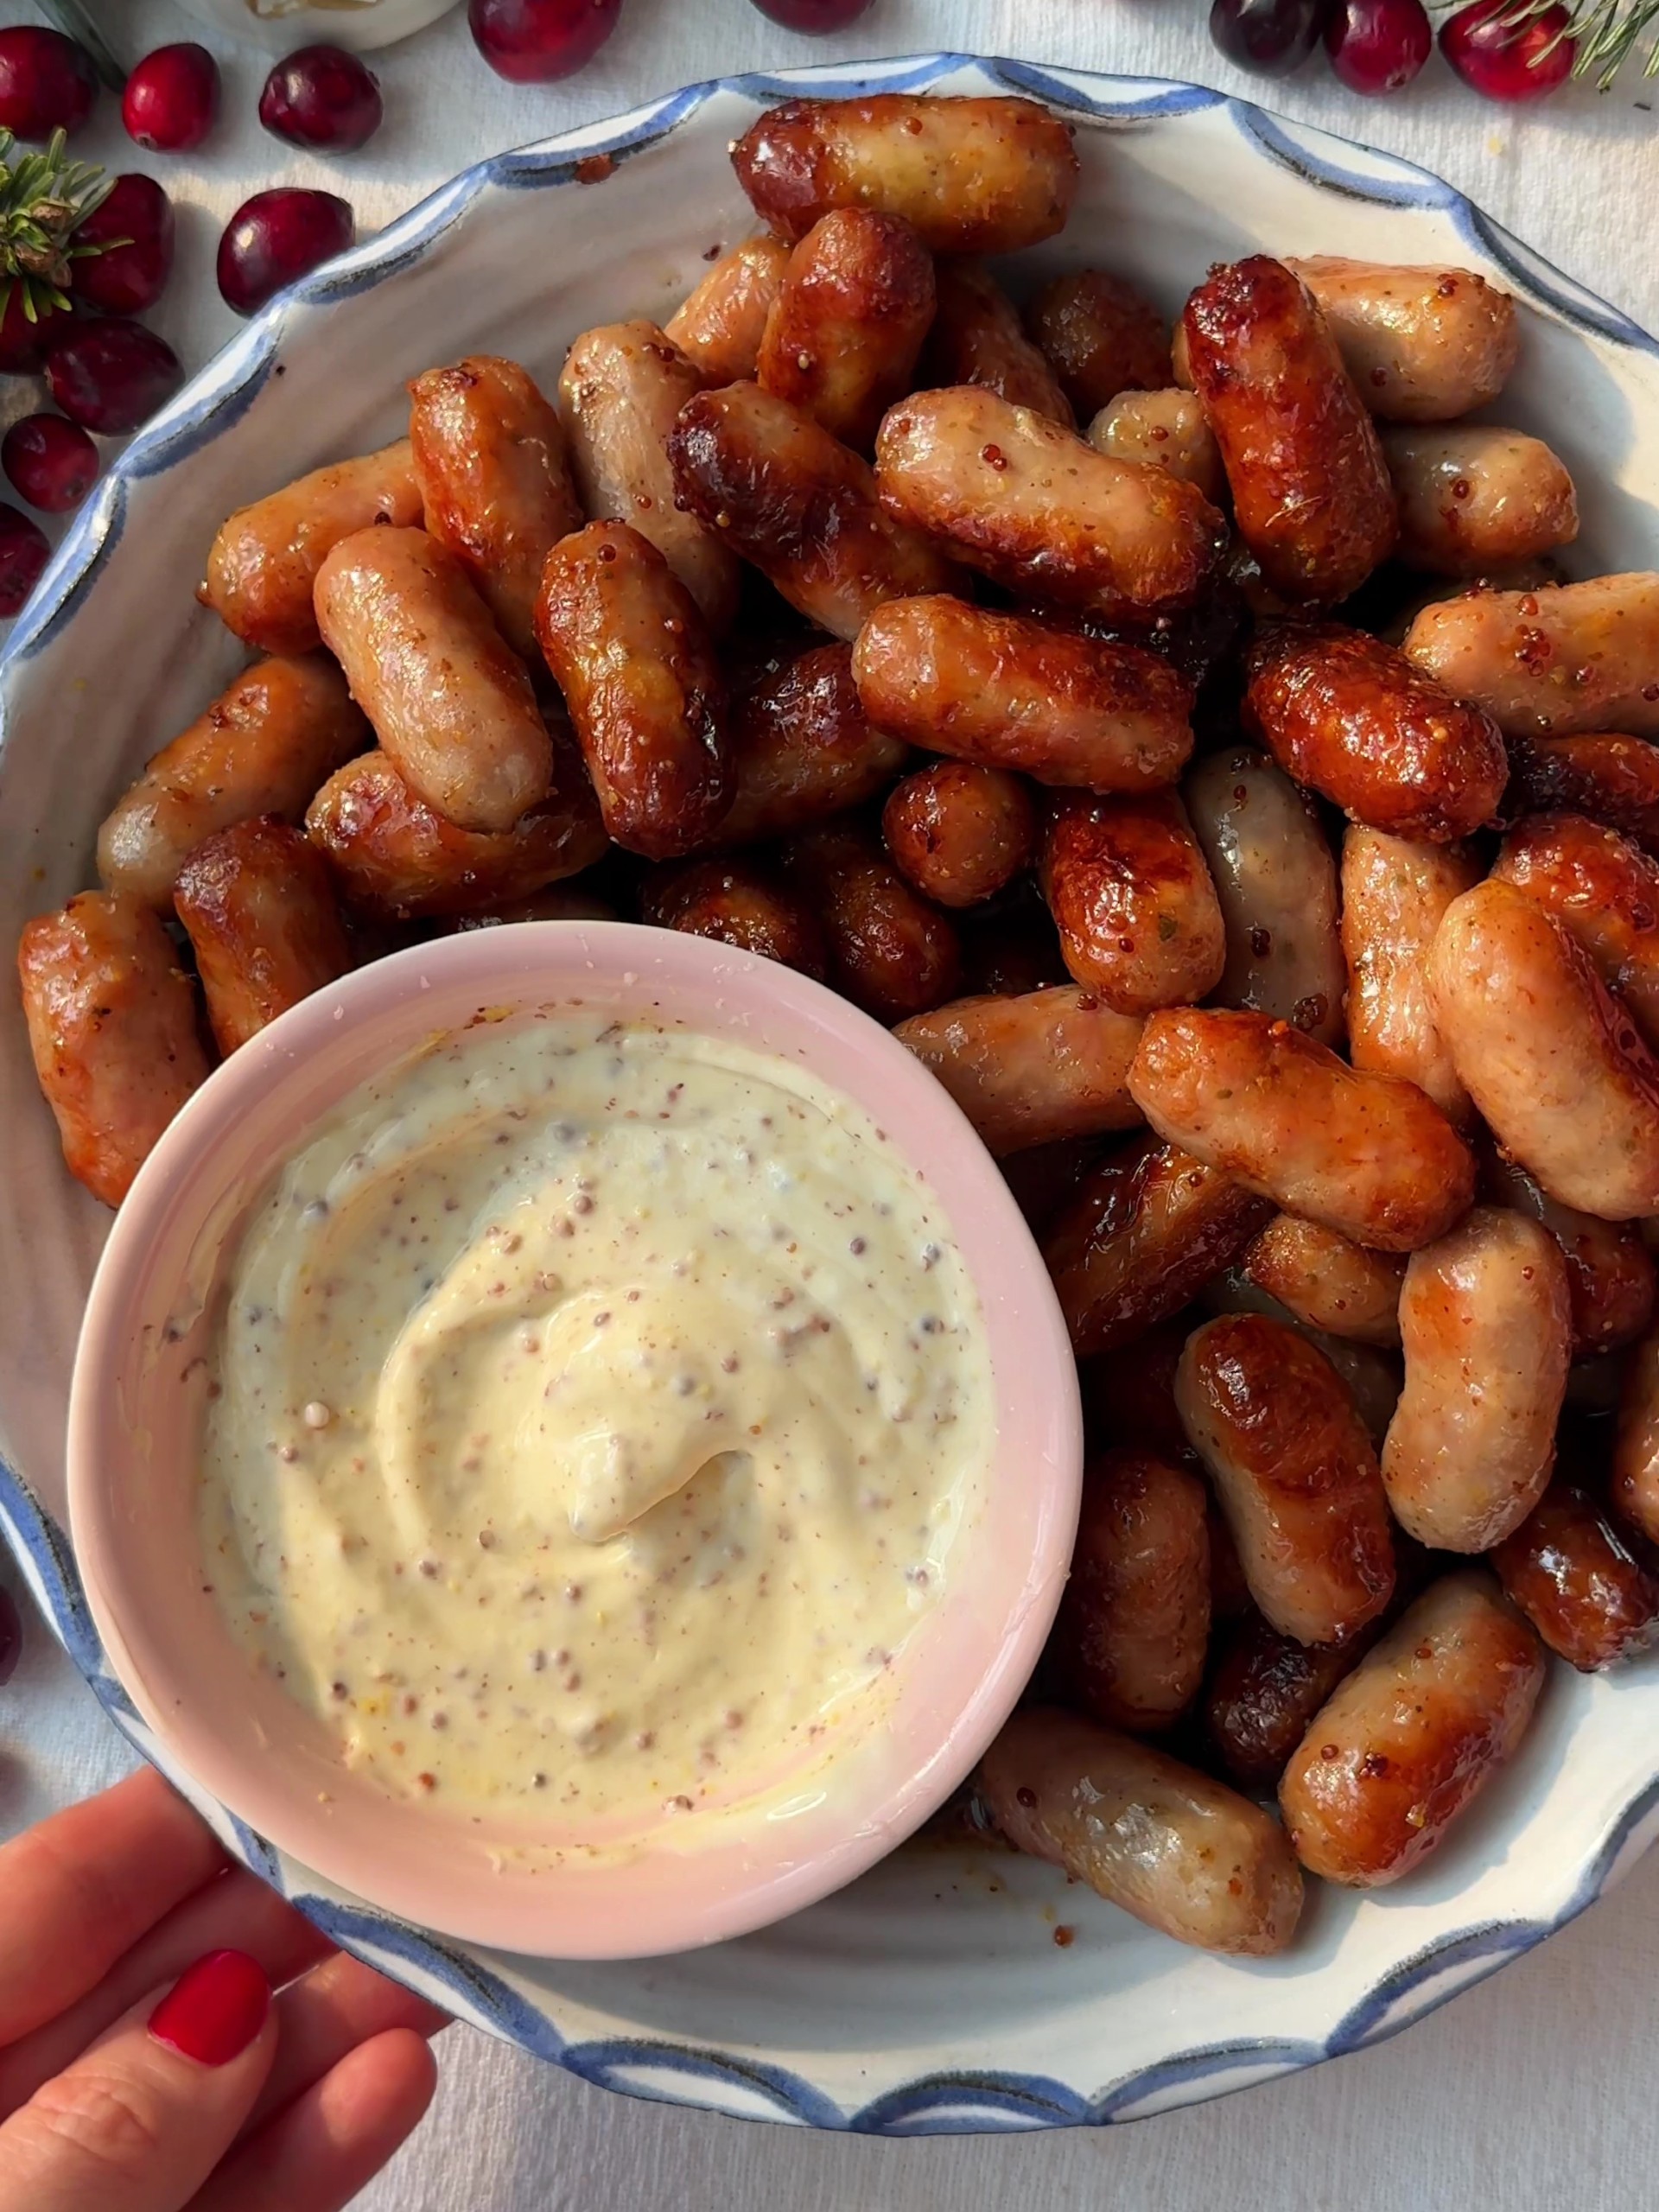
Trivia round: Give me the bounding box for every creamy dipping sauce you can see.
[198,1013,992,1835]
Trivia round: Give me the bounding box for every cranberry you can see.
[122,43,220,153]
[0,288,73,374]
[70,175,175,317]
[217,189,354,317]
[46,319,183,436]
[3,413,98,512]
[1209,0,1331,73]
[1440,0,1576,97]
[260,46,383,153]
[747,0,876,26]
[1325,0,1433,90]
[0,28,96,140]
[0,504,49,616]
[468,0,624,82]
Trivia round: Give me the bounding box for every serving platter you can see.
[2,50,1657,2134]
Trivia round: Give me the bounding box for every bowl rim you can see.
[2,45,1657,2133]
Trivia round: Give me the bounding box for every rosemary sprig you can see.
[1436,0,1659,88]
[0,128,117,330]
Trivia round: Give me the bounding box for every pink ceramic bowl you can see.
[67,924,1083,1959]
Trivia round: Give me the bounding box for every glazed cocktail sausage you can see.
[785,821,961,1021]
[1481,1147,1655,1357]
[640,856,827,979]
[881,760,1035,908]
[664,235,789,384]
[1341,827,1481,1124]
[1404,575,1659,741]
[924,260,1075,425]
[1243,1217,1405,1347]
[755,208,935,451]
[1088,390,1224,504]
[1026,268,1170,421]
[721,641,907,844]
[1205,1611,1378,1791]
[1284,257,1519,423]
[1383,425,1577,578]
[1507,733,1659,852]
[1041,791,1226,1015]
[1492,811,1659,1051]
[893,987,1144,1157]
[174,816,354,1054]
[1491,1482,1659,1672]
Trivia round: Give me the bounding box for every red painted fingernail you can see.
[148,1948,270,2066]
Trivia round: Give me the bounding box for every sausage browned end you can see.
[1243,1217,1405,1346]
[640,856,827,979]
[18,891,212,1207]
[1243,623,1507,843]
[881,761,1034,909]
[1284,257,1519,423]
[755,209,936,452]
[173,817,354,1055]
[1491,811,1659,1052]
[1278,1573,1546,1886]
[721,641,907,845]
[978,1706,1303,1955]
[893,987,1144,1156]
[1340,826,1481,1124]
[1205,1611,1381,1792]
[1025,269,1172,422]
[1492,1483,1659,1672]
[785,821,960,1022]
[1403,574,1659,742]
[1508,733,1659,854]
[924,261,1075,426]
[1041,790,1226,1015]
[665,235,789,384]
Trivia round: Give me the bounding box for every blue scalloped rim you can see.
[3,51,1657,2136]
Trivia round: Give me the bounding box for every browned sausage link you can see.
[1284,257,1519,423]
[664,235,789,384]
[1129,1007,1477,1252]
[922,260,1075,426]
[957,894,1068,997]
[880,761,1034,910]
[1491,1482,1659,1671]
[407,353,582,662]
[1341,826,1481,1124]
[721,641,907,845]
[1048,1449,1211,1734]
[305,752,607,921]
[785,820,960,1022]
[668,383,963,644]
[1195,1264,1406,1445]
[173,816,353,1055]
[1041,791,1225,1015]
[978,1707,1303,1956]
[874,387,1226,618]
[1615,1325,1659,1546]
[1077,1318,1198,1468]
[97,657,369,911]
[729,95,1079,254]
[18,891,211,1207]
[1508,732,1659,854]
[1088,390,1224,505]
[1042,1132,1274,1357]
[893,986,1143,1157]
[1177,1313,1395,1646]
[1243,1216,1405,1346]
[201,440,422,658]
[1481,1146,1656,1356]
[558,321,740,637]
[1405,575,1659,742]
[852,598,1193,793]
[640,855,827,979]
[1427,878,1659,1220]
[536,521,730,861]
[1180,257,1396,605]
[1205,1609,1381,1791]
[1025,268,1172,422]
[1278,1573,1546,1887]
[1243,623,1507,843]
[1492,811,1659,1052]
[1183,745,1344,1046]
[755,209,935,452]
[1383,425,1577,579]
[315,526,553,835]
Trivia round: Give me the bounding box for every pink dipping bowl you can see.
[67,924,1083,1959]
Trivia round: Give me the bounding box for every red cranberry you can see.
[122,42,220,153]
[1209,0,1331,72]
[1325,0,1433,90]
[3,414,98,512]
[217,189,354,317]
[0,288,73,374]
[0,504,49,616]
[1440,0,1576,97]
[71,175,175,317]
[747,0,876,26]
[468,0,624,82]
[0,27,96,140]
[259,46,383,153]
[46,318,183,435]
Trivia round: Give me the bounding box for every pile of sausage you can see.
[18,90,1659,1961]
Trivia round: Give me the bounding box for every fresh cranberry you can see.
[259,46,383,153]
[1209,0,1331,71]
[46,319,183,435]
[122,42,220,153]
[1440,0,1576,97]
[3,413,97,512]
[216,189,354,317]
[71,175,175,317]
[1325,0,1433,89]
[467,0,624,82]
[747,0,876,26]
[0,288,73,374]
[0,27,97,140]
[0,504,49,616]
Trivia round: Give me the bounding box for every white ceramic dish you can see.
[3,50,1658,2134]
[171,0,461,55]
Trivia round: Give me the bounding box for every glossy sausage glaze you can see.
[1243,1216,1405,1346]
[755,208,936,451]
[1384,425,1577,578]
[664,235,789,384]
[639,855,827,978]
[1481,1147,1656,1357]
[1491,1483,1659,1672]
[1341,827,1481,1124]
[893,986,1144,1156]
[721,640,908,844]
[785,819,961,1021]
[1041,790,1226,1015]
[1087,389,1224,504]
[1507,733,1659,854]
[1404,574,1659,741]
[173,816,354,1054]
[922,259,1075,425]
[1205,1611,1379,1791]
[881,760,1035,908]
[1285,257,1520,423]
[1026,268,1172,421]
[1492,811,1659,1052]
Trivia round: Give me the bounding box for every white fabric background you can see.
[6,0,1659,2203]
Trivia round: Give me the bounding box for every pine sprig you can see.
[1438,0,1659,87]
[0,129,117,329]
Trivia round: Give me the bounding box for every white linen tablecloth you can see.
[7,0,1659,2202]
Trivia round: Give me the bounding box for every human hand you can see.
[0,1767,445,2210]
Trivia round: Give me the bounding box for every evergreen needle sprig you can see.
[0,128,118,329]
